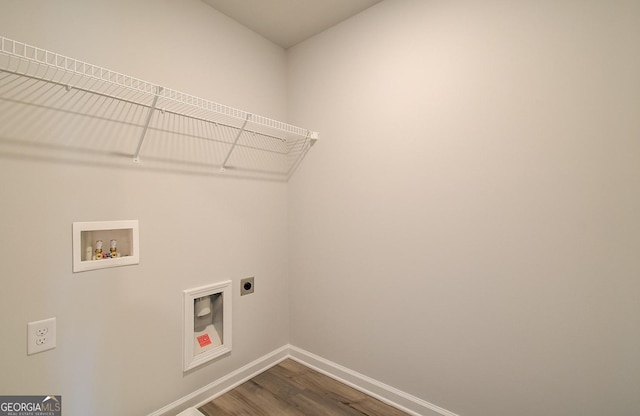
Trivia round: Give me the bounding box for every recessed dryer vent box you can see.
[72,220,139,272]
[183,280,232,371]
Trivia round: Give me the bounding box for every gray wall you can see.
[0,0,290,415]
[288,1,640,415]
[2,1,639,416]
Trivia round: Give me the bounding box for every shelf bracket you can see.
[133,86,162,164]
[220,114,251,172]
[287,131,314,179]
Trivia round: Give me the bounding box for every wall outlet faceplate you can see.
[27,317,56,355]
[240,277,255,296]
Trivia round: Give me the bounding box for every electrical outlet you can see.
[240,277,255,296]
[27,317,56,355]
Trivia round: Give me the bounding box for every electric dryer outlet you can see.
[240,277,255,296]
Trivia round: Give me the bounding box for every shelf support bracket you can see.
[133,86,162,164]
[220,114,251,172]
[287,131,315,179]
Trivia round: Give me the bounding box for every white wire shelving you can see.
[0,36,318,179]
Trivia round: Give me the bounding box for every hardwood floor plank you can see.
[289,389,368,416]
[198,359,410,416]
[251,369,304,402]
[255,361,311,392]
[291,364,368,403]
[275,359,310,375]
[199,380,304,416]
[350,396,412,416]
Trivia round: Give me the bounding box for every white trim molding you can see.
[147,344,459,416]
[288,345,459,416]
[147,346,289,416]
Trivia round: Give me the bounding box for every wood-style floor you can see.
[198,359,410,416]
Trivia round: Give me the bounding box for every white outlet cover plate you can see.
[27,317,56,355]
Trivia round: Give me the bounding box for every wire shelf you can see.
[0,36,318,179]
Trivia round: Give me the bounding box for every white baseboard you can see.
[147,345,289,416]
[148,344,458,416]
[288,345,459,416]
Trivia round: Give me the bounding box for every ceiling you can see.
[201,0,383,49]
